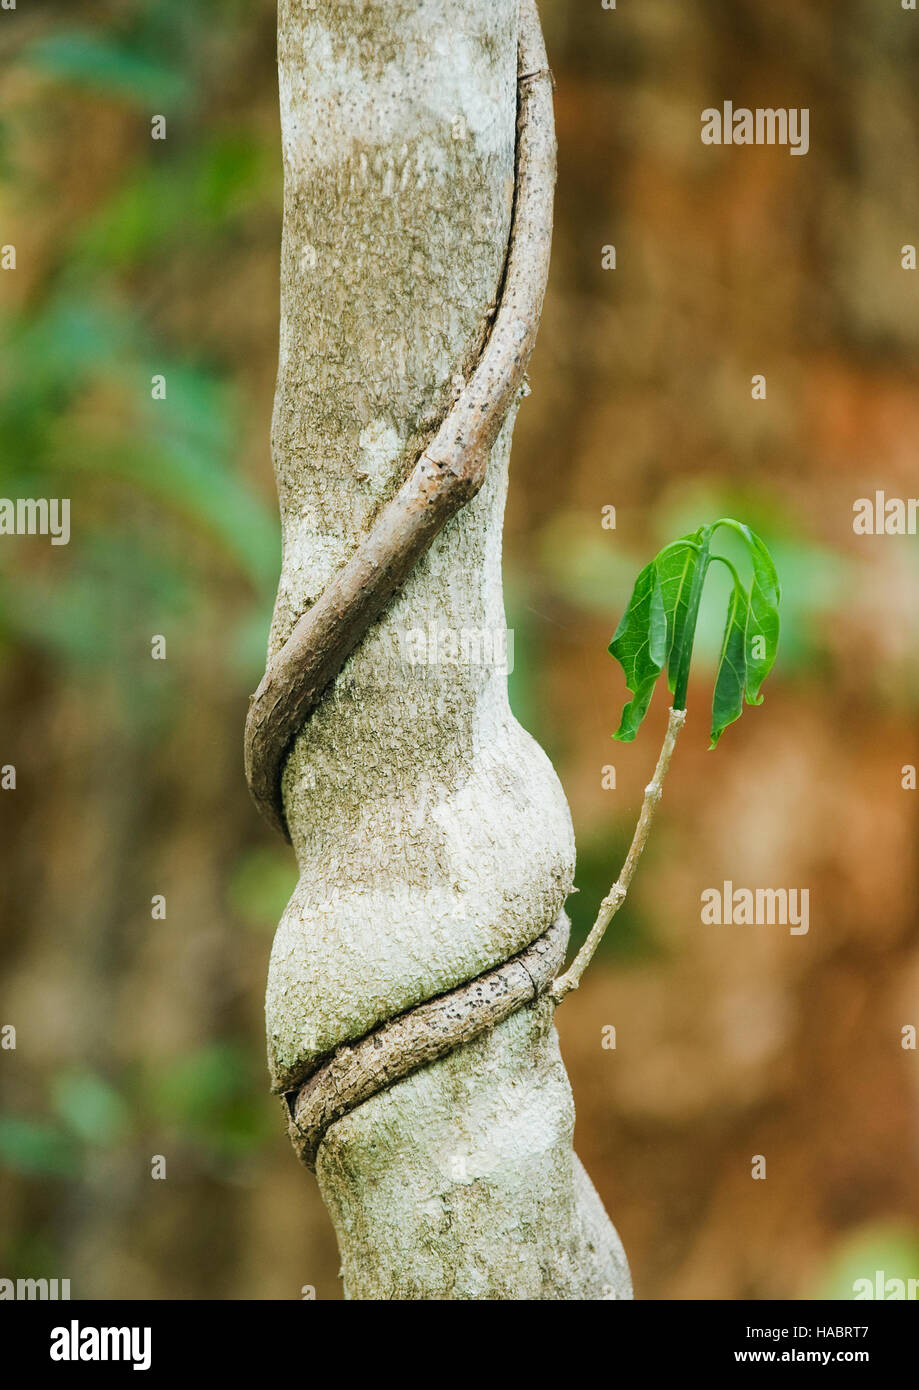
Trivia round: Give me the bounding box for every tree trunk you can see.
[263,0,632,1299]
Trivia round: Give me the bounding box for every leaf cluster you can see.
[609,520,780,747]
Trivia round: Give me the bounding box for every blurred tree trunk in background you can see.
[265,0,631,1298]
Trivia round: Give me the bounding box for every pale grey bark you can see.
[264,0,632,1299]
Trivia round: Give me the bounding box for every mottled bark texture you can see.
[264,0,632,1299]
[245,0,556,842]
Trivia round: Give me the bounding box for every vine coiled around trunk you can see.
[246,0,562,1167]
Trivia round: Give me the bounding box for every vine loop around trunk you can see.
[286,915,568,1170]
[250,0,567,1167]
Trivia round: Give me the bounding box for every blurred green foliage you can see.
[25,33,192,111]
[814,1223,919,1300]
[0,1114,78,1179]
[0,1043,274,1191]
[0,4,280,714]
[50,1069,130,1147]
[0,0,283,1257]
[146,1041,273,1161]
[77,134,275,267]
[227,847,298,933]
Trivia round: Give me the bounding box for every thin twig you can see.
[550,706,686,1003]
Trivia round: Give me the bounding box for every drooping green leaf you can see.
[726,521,781,703]
[607,518,780,748]
[654,537,704,692]
[710,563,749,747]
[608,560,667,740]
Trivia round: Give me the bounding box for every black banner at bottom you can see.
[0,1299,913,1376]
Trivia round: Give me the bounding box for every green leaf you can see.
[732,522,781,703]
[608,560,667,740]
[608,518,780,747]
[710,562,749,747]
[655,536,705,694]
